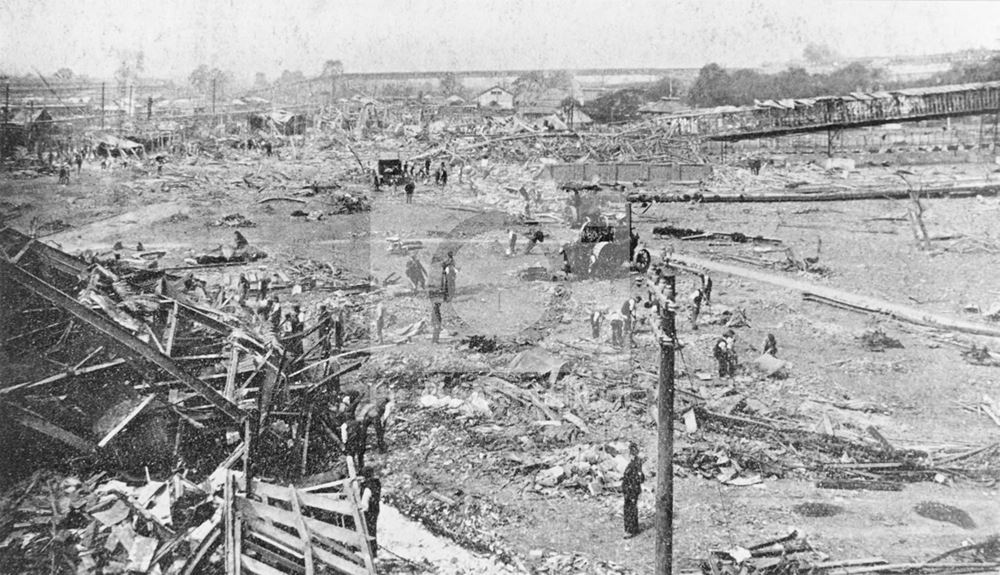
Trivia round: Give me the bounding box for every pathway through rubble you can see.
[379,504,522,574]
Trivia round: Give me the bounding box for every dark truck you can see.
[376,159,405,187]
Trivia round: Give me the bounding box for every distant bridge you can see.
[338,67,697,82]
[658,81,1000,142]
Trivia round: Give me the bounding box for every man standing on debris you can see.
[58,164,70,185]
[714,329,738,377]
[622,296,639,345]
[374,302,385,344]
[431,299,443,343]
[439,162,448,187]
[268,296,282,332]
[590,308,605,340]
[74,152,83,174]
[702,274,713,306]
[316,304,332,358]
[404,178,415,204]
[441,251,458,301]
[762,333,778,357]
[264,141,273,157]
[622,442,645,538]
[405,252,427,290]
[360,465,382,557]
[609,310,625,348]
[689,286,705,330]
[342,416,368,472]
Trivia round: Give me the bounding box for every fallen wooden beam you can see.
[97,394,157,448]
[8,404,96,453]
[663,253,1000,339]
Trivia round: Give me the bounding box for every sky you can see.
[1,0,999,82]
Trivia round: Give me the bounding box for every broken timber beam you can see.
[662,253,1000,339]
[8,403,96,453]
[0,260,245,422]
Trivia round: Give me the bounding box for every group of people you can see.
[589,296,642,349]
[325,388,393,556]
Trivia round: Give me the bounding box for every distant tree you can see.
[583,89,644,124]
[645,76,683,100]
[277,70,307,85]
[53,68,73,81]
[803,43,839,65]
[687,63,732,107]
[321,59,344,78]
[439,72,461,96]
[114,50,145,95]
[188,65,233,96]
[253,72,269,90]
[512,70,573,97]
[822,62,885,93]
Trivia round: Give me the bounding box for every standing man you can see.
[702,274,714,307]
[423,158,431,180]
[622,296,639,345]
[373,302,385,345]
[589,308,605,340]
[268,296,282,332]
[714,329,737,377]
[622,442,645,538]
[74,152,83,175]
[441,251,458,302]
[506,229,518,257]
[439,162,448,187]
[404,178,415,204]
[430,298,443,343]
[405,252,427,290]
[609,310,624,348]
[316,304,332,359]
[689,287,704,330]
[341,417,368,472]
[360,465,382,557]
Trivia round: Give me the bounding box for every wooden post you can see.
[654,270,676,575]
[224,345,240,400]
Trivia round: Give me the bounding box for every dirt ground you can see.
[3,148,1000,573]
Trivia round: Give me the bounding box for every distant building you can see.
[476,86,514,110]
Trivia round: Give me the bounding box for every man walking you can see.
[441,252,458,302]
[689,287,705,330]
[609,310,624,348]
[622,443,645,538]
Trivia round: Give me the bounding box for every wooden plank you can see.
[311,545,370,575]
[236,497,365,549]
[9,404,96,453]
[181,522,221,575]
[252,481,354,516]
[243,539,305,574]
[225,346,240,400]
[244,515,305,556]
[97,394,156,448]
[10,238,36,263]
[241,552,294,575]
[163,302,178,357]
[2,358,126,395]
[288,486,314,575]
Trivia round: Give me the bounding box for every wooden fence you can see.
[224,472,376,575]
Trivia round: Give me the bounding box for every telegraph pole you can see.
[654,268,676,575]
[2,82,8,158]
[100,83,105,130]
